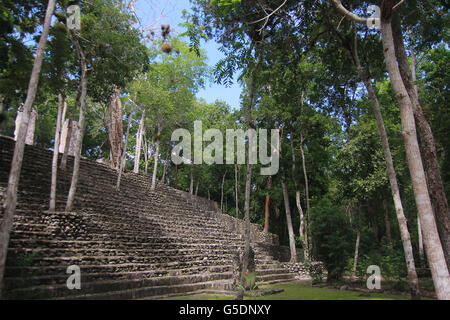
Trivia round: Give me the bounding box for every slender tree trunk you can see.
[15,108,37,145]
[298,122,310,251]
[107,88,123,170]
[289,132,308,259]
[134,110,145,173]
[49,94,64,211]
[59,100,68,143]
[235,164,239,218]
[26,109,37,145]
[151,122,161,191]
[342,23,421,298]
[65,31,88,212]
[239,70,257,296]
[60,87,81,170]
[418,215,425,266]
[161,151,169,183]
[195,177,199,196]
[144,135,152,175]
[189,170,194,194]
[295,190,308,261]
[220,171,227,212]
[0,0,56,295]
[143,137,148,174]
[263,176,272,233]
[381,10,449,300]
[116,104,135,190]
[352,230,361,278]
[281,172,297,263]
[392,15,450,269]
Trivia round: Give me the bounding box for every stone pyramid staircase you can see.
[0,136,295,299]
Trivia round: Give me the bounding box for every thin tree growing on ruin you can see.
[117,103,135,190]
[0,0,56,294]
[65,30,88,212]
[49,94,64,211]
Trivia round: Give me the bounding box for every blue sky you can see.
[133,0,243,110]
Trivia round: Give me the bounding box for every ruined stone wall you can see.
[172,188,280,247]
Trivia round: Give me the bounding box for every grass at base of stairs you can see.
[161,281,431,300]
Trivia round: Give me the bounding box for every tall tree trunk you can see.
[161,151,169,183]
[0,0,56,295]
[239,69,257,296]
[281,172,297,263]
[263,176,272,233]
[392,15,450,269]
[295,190,308,261]
[134,110,145,173]
[189,170,194,194]
[418,215,425,267]
[220,171,227,212]
[298,98,310,252]
[107,88,123,170]
[60,100,68,140]
[116,104,135,190]
[15,108,37,145]
[65,31,88,212]
[352,230,361,278]
[380,7,449,299]
[235,164,239,218]
[340,22,421,298]
[143,135,152,175]
[49,94,63,211]
[60,87,81,170]
[195,177,199,196]
[151,122,161,191]
[143,137,148,174]
[289,131,308,260]
[26,109,37,145]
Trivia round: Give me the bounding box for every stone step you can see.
[6,253,235,268]
[12,211,223,232]
[11,220,240,240]
[4,261,234,278]
[8,247,238,258]
[5,266,233,288]
[7,238,244,251]
[9,230,244,244]
[256,273,296,283]
[6,273,233,299]
[52,279,235,300]
[255,268,290,276]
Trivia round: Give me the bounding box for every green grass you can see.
[162,293,234,300]
[161,281,423,300]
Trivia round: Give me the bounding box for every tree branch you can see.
[331,0,368,25]
[248,0,288,34]
[392,0,406,12]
